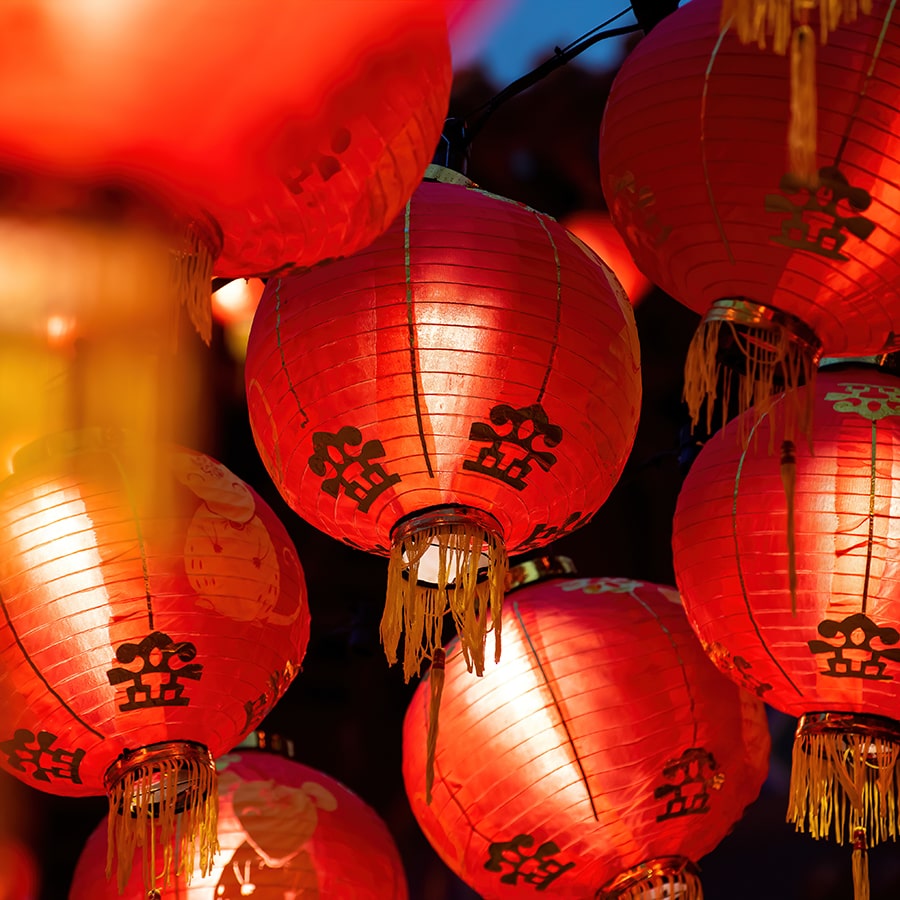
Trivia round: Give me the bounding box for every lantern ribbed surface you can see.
[673,365,900,889]
[70,747,408,899]
[600,0,900,427]
[0,2,451,285]
[245,174,641,680]
[402,574,770,899]
[0,428,309,891]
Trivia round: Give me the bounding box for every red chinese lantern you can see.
[0,838,39,900]
[562,211,653,306]
[70,733,408,900]
[403,559,771,899]
[0,428,310,896]
[245,168,641,686]
[600,0,900,435]
[0,1,452,338]
[672,363,900,898]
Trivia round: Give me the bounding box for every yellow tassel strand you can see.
[384,513,507,683]
[425,647,446,806]
[789,721,900,846]
[852,828,871,900]
[789,25,818,185]
[683,310,819,445]
[105,743,219,895]
[780,439,798,613]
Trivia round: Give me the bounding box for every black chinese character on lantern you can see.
[463,403,562,490]
[654,747,723,821]
[484,834,575,891]
[732,655,773,699]
[516,510,592,553]
[808,612,900,680]
[0,729,86,784]
[765,166,875,261]
[106,630,203,711]
[308,425,401,513]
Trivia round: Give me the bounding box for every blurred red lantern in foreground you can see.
[0,838,39,900]
[245,168,641,688]
[601,0,900,435]
[562,211,652,306]
[403,559,770,899]
[673,363,900,898]
[70,734,408,900]
[0,429,309,896]
[0,1,452,338]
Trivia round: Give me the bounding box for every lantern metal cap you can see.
[104,740,214,816]
[796,711,900,744]
[236,730,296,759]
[596,856,700,898]
[704,297,823,361]
[391,504,504,546]
[507,555,577,593]
[423,164,475,187]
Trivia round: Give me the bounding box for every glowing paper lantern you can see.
[70,735,408,900]
[0,839,38,900]
[600,0,900,434]
[0,1,452,337]
[562,211,652,306]
[673,363,900,897]
[403,560,770,899]
[0,429,310,896]
[245,168,641,686]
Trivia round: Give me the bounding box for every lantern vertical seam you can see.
[860,420,878,614]
[701,23,736,265]
[274,277,309,429]
[512,601,600,821]
[404,199,435,478]
[0,590,105,738]
[732,416,804,696]
[833,0,896,166]
[532,213,562,403]
[104,448,155,629]
[631,591,699,746]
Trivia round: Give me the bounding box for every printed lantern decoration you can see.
[403,559,771,899]
[0,0,452,338]
[245,168,641,685]
[70,734,408,900]
[673,363,900,898]
[600,0,900,435]
[0,429,310,897]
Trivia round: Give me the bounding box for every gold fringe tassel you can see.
[106,749,219,895]
[780,439,798,614]
[788,728,900,845]
[174,221,215,346]
[684,318,818,444]
[425,647,446,806]
[789,25,818,185]
[383,521,507,683]
[607,868,703,900]
[852,828,871,900]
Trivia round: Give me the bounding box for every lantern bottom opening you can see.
[104,740,219,894]
[684,297,822,439]
[383,504,507,682]
[597,856,702,899]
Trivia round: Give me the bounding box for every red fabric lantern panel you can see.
[600,0,900,428]
[0,429,309,891]
[70,743,408,900]
[672,364,900,893]
[403,566,770,899]
[245,171,641,682]
[0,2,451,336]
[562,211,652,306]
[0,839,38,900]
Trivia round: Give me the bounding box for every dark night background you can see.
[4,34,900,900]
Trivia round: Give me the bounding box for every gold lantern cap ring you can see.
[596,856,700,898]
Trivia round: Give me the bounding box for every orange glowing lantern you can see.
[245,168,641,687]
[673,363,900,898]
[403,559,770,899]
[0,429,310,896]
[0,838,38,900]
[70,734,408,900]
[600,0,900,435]
[562,211,652,306]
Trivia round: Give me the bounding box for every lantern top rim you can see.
[507,555,577,592]
[235,730,296,760]
[390,504,504,545]
[796,711,900,744]
[596,856,700,898]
